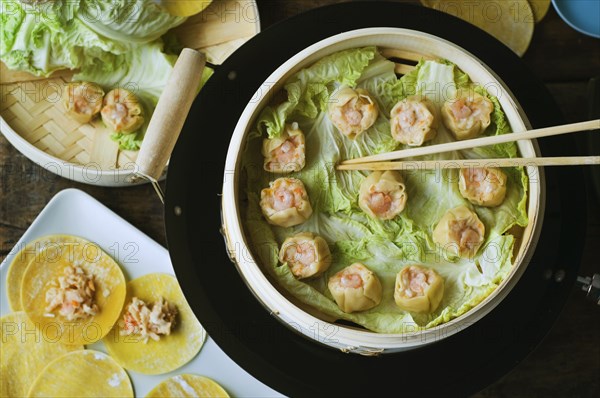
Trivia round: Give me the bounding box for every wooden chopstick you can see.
[380,47,429,76]
[341,120,600,165]
[337,156,600,171]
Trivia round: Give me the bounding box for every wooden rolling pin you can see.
[136,49,206,188]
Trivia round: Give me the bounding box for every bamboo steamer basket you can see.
[0,0,260,187]
[221,28,544,355]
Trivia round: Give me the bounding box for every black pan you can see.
[164,2,587,396]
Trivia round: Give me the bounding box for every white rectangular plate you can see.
[0,188,282,398]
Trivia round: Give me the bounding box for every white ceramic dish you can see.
[0,189,281,398]
[222,28,544,354]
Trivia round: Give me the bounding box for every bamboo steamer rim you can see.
[0,0,261,187]
[221,28,543,353]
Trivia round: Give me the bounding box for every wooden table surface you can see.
[1,1,598,396]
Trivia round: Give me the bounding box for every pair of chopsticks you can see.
[337,119,600,171]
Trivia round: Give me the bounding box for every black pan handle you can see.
[574,78,600,306]
[576,274,600,305]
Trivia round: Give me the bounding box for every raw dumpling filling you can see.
[120,297,178,343]
[44,265,99,321]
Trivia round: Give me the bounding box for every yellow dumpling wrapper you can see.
[104,273,206,375]
[432,206,486,258]
[529,0,551,22]
[394,266,445,313]
[146,374,229,398]
[420,0,534,56]
[161,0,213,17]
[7,235,91,311]
[27,350,133,398]
[0,312,83,398]
[20,239,127,345]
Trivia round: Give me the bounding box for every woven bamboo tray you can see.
[0,0,260,186]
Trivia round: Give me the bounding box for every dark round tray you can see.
[165,2,587,396]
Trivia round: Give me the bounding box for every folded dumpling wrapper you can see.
[328,263,383,313]
[432,206,486,259]
[27,350,133,398]
[390,95,438,146]
[146,374,230,398]
[328,86,379,139]
[20,238,127,345]
[459,167,508,207]
[103,273,206,375]
[394,265,445,313]
[359,170,408,220]
[279,232,332,279]
[260,178,313,227]
[441,90,494,140]
[262,123,306,173]
[0,312,83,398]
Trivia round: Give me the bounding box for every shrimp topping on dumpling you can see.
[328,263,382,313]
[394,265,444,313]
[101,88,145,134]
[359,171,407,220]
[260,178,313,227]
[44,265,99,321]
[328,86,379,139]
[63,82,105,123]
[433,206,485,259]
[262,123,306,173]
[441,90,493,140]
[459,167,507,207]
[390,95,438,146]
[279,232,332,279]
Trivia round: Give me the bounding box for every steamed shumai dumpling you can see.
[432,206,485,259]
[359,171,407,220]
[279,232,332,279]
[328,263,382,313]
[394,265,444,313]
[328,86,379,139]
[101,88,145,134]
[390,95,438,146]
[260,178,313,227]
[459,167,507,207]
[441,90,493,140]
[63,82,105,123]
[262,123,306,173]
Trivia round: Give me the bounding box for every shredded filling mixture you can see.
[120,297,178,343]
[45,265,99,321]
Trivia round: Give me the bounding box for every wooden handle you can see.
[136,49,206,181]
[342,119,600,165]
[337,156,600,171]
